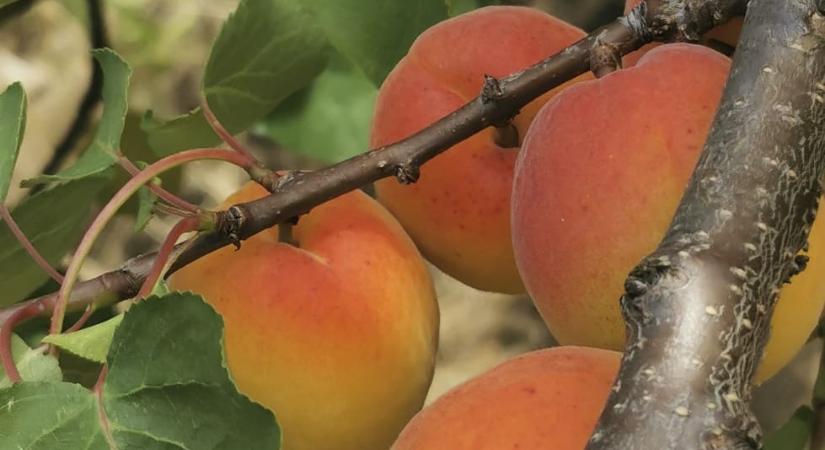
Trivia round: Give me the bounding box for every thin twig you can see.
[40,0,109,177]
[64,305,95,334]
[117,155,198,213]
[202,99,256,160]
[137,216,200,298]
[0,301,49,383]
[50,149,255,337]
[0,205,64,283]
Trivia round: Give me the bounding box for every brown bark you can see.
[588,0,825,448]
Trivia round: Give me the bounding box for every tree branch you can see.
[0,0,745,336]
[40,0,108,177]
[588,0,825,448]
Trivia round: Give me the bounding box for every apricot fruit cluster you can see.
[167,5,824,450]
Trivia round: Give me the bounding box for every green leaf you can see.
[23,49,130,186]
[103,292,280,448]
[0,334,61,388]
[445,0,478,16]
[146,0,329,156]
[303,0,447,85]
[764,406,814,450]
[149,279,171,297]
[0,82,26,203]
[0,382,108,449]
[0,0,21,8]
[42,315,124,364]
[254,55,377,163]
[0,293,281,449]
[0,174,111,306]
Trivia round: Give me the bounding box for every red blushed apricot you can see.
[371,6,589,294]
[512,43,825,383]
[169,182,439,450]
[391,347,621,450]
[514,44,730,351]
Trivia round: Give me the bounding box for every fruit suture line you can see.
[0,0,745,328]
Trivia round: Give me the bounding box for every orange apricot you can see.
[371,6,589,293]
[169,182,439,450]
[512,43,825,383]
[392,347,621,450]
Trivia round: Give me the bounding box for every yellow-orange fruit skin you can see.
[370,6,589,294]
[391,347,621,450]
[169,183,439,450]
[512,43,825,383]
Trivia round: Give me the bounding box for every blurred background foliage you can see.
[0,0,818,438]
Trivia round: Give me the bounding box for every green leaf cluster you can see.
[1,293,280,449]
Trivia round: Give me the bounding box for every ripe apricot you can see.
[169,182,439,450]
[370,6,588,293]
[512,43,825,383]
[391,347,620,450]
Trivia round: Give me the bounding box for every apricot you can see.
[623,0,743,66]
[169,182,439,450]
[512,43,825,383]
[370,6,588,293]
[391,347,621,450]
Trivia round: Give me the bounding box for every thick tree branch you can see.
[0,0,746,330]
[588,0,825,448]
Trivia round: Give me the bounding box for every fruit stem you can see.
[137,215,202,298]
[493,123,520,148]
[0,204,65,284]
[50,148,256,338]
[0,301,48,384]
[278,221,297,246]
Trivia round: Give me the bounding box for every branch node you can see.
[785,253,811,282]
[481,74,504,104]
[395,164,420,185]
[624,254,672,298]
[217,206,245,250]
[590,40,623,78]
[624,277,649,298]
[810,9,825,37]
[273,170,310,192]
[621,2,652,43]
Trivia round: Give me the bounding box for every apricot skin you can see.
[391,347,621,450]
[512,43,825,383]
[169,183,439,450]
[370,6,588,293]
